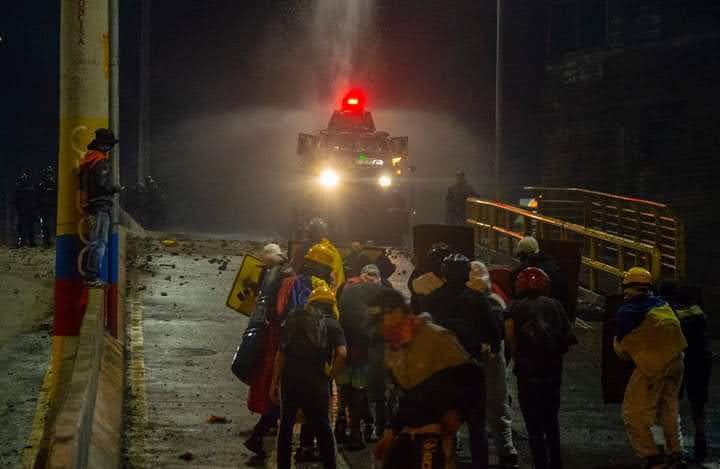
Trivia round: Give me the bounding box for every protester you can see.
[242,243,291,461]
[660,281,712,462]
[37,165,56,247]
[409,242,450,314]
[466,260,519,468]
[78,129,120,285]
[371,288,487,469]
[12,168,36,248]
[506,267,575,469]
[511,236,568,314]
[445,170,476,226]
[337,264,384,449]
[271,285,347,469]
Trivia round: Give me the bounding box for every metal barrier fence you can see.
[524,187,686,281]
[466,197,663,293]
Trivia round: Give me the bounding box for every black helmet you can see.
[426,242,451,275]
[441,253,471,286]
[307,217,329,242]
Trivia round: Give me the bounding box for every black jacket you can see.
[426,284,502,358]
[511,253,568,310]
[80,158,119,212]
[391,362,483,431]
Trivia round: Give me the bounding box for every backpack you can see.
[515,298,570,370]
[284,305,328,352]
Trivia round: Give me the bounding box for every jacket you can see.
[79,150,119,212]
[426,283,502,358]
[614,294,687,377]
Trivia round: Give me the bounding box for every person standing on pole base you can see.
[505,267,575,469]
[79,128,120,286]
[614,267,688,469]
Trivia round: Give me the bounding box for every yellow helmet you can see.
[304,243,335,269]
[307,284,336,306]
[622,267,653,288]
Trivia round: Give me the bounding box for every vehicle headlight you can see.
[378,174,392,188]
[319,168,340,188]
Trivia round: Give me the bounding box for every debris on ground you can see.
[207,415,229,424]
[162,239,178,248]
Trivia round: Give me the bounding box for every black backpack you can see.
[284,305,328,352]
[516,298,571,369]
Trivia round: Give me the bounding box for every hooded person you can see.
[336,264,384,449]
[614,268,687,469]
[465,261,519,468]
[78,128,120,285]
[408,242,451,314]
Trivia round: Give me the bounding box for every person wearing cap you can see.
[614,267,687,469]
[466,261,519,468]
[336,264,384,450]
[271,285,347,469]
[79,128,121,285]
[371,288,487,469]
[242,243,291,461]
[445,170,476,226]
[510,236,569,317]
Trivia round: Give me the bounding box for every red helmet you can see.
[515,267,550,297]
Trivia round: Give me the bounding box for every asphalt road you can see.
[122,237,720,469]
[0,246,54,468]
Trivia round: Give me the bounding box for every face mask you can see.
[382,315,419,348]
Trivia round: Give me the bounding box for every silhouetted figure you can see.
[13,168,37,247]
[37,165,57,247]
[445,170,476,226]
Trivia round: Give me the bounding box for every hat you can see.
[467,260,491,291]
[88,128,118,151]
[368,288,408,316]
[261,243,286,263]
[361,264,380,278]
[515,236,540,256]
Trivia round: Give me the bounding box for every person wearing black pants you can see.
[517,378,562,469]
[278,389,336,469]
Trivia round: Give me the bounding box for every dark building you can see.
[538,1,720,298]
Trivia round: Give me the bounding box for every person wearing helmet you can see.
[370,288,486,468]
[12,168,37,247]
[445,170,477,226]
[79,128,120,285]
[408,242,451,313]
[422,253,499,468]
[505,267,575,469]
[614,267,687,469]
[291,217,346,291]
[37,165,57,247]
[510,236,570,318]
[465,261,519,468]
[660,281,712,463]
[271,286,347,469]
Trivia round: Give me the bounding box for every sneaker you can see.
[334,419,348,445]
[243,433,265,457]
[295,446,321,463]
[346,429,366,451]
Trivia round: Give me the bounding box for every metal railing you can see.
[466,197,663,293]
[524,187,685,281]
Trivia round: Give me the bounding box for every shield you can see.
[412,224,475,269]
[225,255,265,316]
[537,239,582,321]
[601,294,635,403]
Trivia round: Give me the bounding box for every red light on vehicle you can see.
[340,88,366,112]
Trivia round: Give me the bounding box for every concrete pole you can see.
[54,0,109,394]
[495,0,504,201]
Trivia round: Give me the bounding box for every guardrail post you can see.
[650,247,662,284]
[589,239,598,291]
